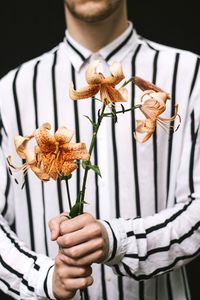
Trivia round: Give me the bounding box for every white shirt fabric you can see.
[0,22,200,300]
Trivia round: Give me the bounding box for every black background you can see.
[0,0,199,299]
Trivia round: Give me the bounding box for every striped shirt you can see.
[0,21,200,300]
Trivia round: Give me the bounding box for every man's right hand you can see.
[53,252,93,300]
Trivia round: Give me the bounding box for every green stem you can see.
[79,103,106,213]
[103,104,141,116]
[80,289,85,300]
[65,179,72,210]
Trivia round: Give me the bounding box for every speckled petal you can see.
[34,123,56,152]
[55,127,74,144]
[61,161,78,177]
[61,142,90,160]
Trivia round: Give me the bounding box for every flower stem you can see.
[79,103,106,213]
[103,104,141,117]
[65,179,72,210]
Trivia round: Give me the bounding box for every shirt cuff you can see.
[99,218,128,266]
[35,257,56,300]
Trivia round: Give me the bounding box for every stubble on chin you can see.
[64,0,122,23]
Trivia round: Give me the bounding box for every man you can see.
[0,0,200,299]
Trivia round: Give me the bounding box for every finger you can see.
[48,213,68,240]
[63,276,93,291]
[57,255,93,278]
[60,213,95,235]
[60,238,103,259]
[60,249,104,266]
[57,222,101,247]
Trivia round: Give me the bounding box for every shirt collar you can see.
[64,21,138,72]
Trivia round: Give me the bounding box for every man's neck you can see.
[65,2,128,52]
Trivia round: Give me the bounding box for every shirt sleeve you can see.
[0,215,56,300]
[102,70,200,280]
[0,101,56,299]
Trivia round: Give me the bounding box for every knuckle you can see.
[54,255,61,267]
[63,234,71,246]
[97,237,103,248]
[60,222,67,235]
[92,223,101,236]
[68,247,79,258]
[83,212,94,223]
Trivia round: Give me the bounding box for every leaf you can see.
[84,115,95,126]
[69,202,82,218]
[88,164,102,177]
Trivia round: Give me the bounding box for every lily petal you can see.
[132,76,171,98]
[61,161,78,177]
[86,60,104,84]
[69,83,100,100]
[14,135,34,159]
[34,123,56,152]
[55,127,74,144]
[102,62,125,85]
[134,119,156,143]
[100,85,127,104]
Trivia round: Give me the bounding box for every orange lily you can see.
[133,77,180,143]
[8,123,90,181]
[69,60,128,105]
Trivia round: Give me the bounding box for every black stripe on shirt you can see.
[152,50,159,213]
[110,106,124,300]
[125,219,200,261]
[0,278,20,296]
[43,264,54,300]
[122,245,200,281]
[131,43,144,300]
[0,222,40,270]
[12,67,35,251]
[32,60,49,256]
[189,112,199,199]
[0,255,34,292]
[52,51,63,213]
[91,97,100,219]
[166,53,180,204]
[126,199,193,238]
[111,113,120,218]
[189,57,200,98]
[66,38,86,62]
[105,29,133,62]
[105,221,121,300]
[1,169,10,217]
[33,60,40,128]
[71,64,81,196]
[131,44,142,217]
[91,98,107,300]
[166,273,173,300]
[104,220,117,263]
